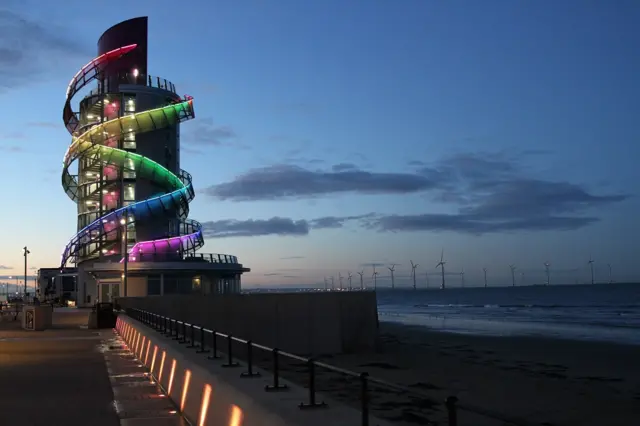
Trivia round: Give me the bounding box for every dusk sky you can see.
[0,0,639,287]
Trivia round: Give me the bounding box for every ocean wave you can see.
[412,303,640,309]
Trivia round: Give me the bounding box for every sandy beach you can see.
[251,322,640,426]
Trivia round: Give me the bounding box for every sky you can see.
[0,0,639,288]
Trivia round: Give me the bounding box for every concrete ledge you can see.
[116,315,392,426]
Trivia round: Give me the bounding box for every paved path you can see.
[0,309,186,426]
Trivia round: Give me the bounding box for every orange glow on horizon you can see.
[167,359,177,395]
[180,370,192,412]
[198,384,212,426]
[229,405,243,426]
[150,346,158,376]
[159,351,166,381]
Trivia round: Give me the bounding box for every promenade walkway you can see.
[0,308,187,426]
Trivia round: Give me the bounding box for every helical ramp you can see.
[60,44,204,267]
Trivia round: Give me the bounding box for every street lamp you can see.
[120,216,128,297]
[23,246,30,297]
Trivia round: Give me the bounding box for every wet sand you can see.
[253,322,640,426]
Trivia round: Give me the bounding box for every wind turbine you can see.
[608,263,612,284]
[358,270,364,290]
[348,272,353,291]
[323,277,328,291]
[388,264,396,290]
[410,260,418,290]
[338,272,343,290]
[509,264,516,287]
[330,276,335,290]
[544,262,550,286]
[425,272,430,289]
[436,249,446,289]
[483,267,488,288]
[460,268,465,287]
[588,256,595,285]
[372,266,379,290]
[520,271,525,286]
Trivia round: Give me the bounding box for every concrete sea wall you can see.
[117,291,379,354]
[116,314,392,426]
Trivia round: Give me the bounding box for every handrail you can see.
[123,307,539,426]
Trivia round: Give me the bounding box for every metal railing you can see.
[125,308,537,426]
[123,252,240,264]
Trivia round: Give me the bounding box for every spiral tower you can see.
[61,18,203,269]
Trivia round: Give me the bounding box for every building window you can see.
[164,275,178,294]
[124,183,135,201]
[124,96,136,113]
[147,275,160,295]
[123,131,136,149]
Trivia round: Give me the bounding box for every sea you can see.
[375,283,640,346]
[252,283,640,345]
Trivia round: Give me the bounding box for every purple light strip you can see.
[120,232,201,263]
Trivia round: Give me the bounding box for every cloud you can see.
[0,11,91,91]
[0,265,10,270]
[201,217,309,238]
[263,273,282,276]
[200,151,627,235]
[183,117,236,147]
[205,164,440,201]
[280,256,306,260]
[309,214,374,229]
[0,145,23,153]
[331,163,358,172]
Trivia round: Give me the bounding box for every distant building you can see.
[37,268,78,302]
[60,17,249,306]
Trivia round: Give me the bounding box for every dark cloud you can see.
[183,117,236,146]
[263,273,282,276]
[365,212,599,234]
[407,160,425,167]
[310,214,374,229]
[200,151,627,235]
[0,11,91,90]
[280,256,305,260]
[205,164,439,201]
[331,163,358,172]
[201,217,309,238]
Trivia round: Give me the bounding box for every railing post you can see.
[299,359,326,409]
[196,326,209,353]
[172,320,180,340]
[178,322,187,344]
[222,335,239,367]
[265,348,288,392]
[187,324,196,348]
[240,341,260,377]
[207,330,220,359]
[360,372,369,426]
[446,396,458,426]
